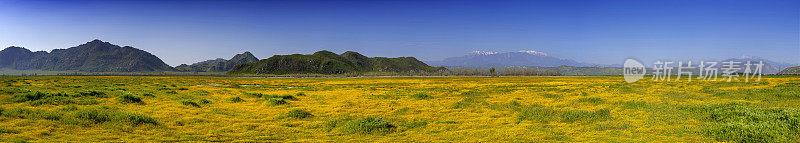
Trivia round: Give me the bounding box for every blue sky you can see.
[1,0,798,66]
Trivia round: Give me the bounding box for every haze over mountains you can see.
[1,40,797,75]
[426,50,591,67]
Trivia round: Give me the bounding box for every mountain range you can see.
[175,52,259,72]
[426,50,591,67]
[1,40,796,75]
[228,50,444,74]
[0,40,173,72]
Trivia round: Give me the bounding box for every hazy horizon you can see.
[1,0,798,66]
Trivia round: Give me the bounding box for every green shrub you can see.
[409,93,432,100]
[284,109,313,119]
[120,112,158,126]
[268,98,287,105]
[265,94,295,100]
[9,91,50,102]
[295,92,306,96]
[248,93,264,98]
[0,128,19,134]
[73,108,115,123]
[29,96,99,106]
[2,107,60,120]
[181,100,201,107]
[118,94,143,104]
[0,107,4,116]
[78,90,106,97]
[199,99,212,104]
[228,97,245,103]
[71,107,158,126]
[142,93,155,97]
[340,117,396,134]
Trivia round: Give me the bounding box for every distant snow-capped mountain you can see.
[427,50,590,67]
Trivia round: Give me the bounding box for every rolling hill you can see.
[175,52,259,72]
[778,66,800,75]
[228,50,445,74]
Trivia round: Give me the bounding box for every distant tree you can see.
[489,67,496,76]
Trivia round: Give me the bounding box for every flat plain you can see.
[0,76,798,142]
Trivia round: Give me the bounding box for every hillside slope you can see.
[0,40,174,72]
[176,52,259,72]
[228,50,444,74]
[778,66,800,75]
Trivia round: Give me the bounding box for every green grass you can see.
[9,91,101,106]
[516,105,611,123]
[70,107,158,126]
[338,117,396,134]
[560,109,611,123]
[1,107,61,120]
[702,102,800,142]
[516,105,559,122]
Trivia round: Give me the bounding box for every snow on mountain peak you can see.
[518,50,548,56]
[469,50,499,55]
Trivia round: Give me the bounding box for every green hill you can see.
[0,40,174,72]
[778,66,800,75]
[228,50,444,74]
[176,52,259,72]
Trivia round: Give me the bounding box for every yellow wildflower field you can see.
[0,76,798,142]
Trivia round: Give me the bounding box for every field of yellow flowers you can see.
[0,76,798,142]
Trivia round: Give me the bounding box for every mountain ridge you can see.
[228,50,444,74]
[176,51,259,72]
[0,40,174,72]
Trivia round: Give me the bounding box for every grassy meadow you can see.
[0,76,799,142]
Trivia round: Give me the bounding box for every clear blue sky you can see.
[1,0,798,66]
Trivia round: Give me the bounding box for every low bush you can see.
[0,128,19,134]
[284,109,313,119]
[71,107,157,126]
[339,117,396,134]
[228,97,245,103]
[199,99,212,104]
[181,100,201,107]
[267,98,287,105]
[118,94,143,104]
